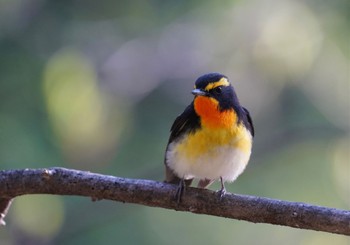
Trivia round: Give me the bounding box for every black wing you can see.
[167,102,200,144]
[242,107,254,137]
[164,102,199,185]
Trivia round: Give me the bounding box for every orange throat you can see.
[194,96,237,129]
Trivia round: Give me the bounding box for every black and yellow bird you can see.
[164,73,254,201]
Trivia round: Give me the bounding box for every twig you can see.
[0,167,349,235]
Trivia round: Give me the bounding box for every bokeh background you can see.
[0,0,349,244]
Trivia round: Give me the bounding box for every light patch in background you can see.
[43,49,125,167]
[331,138,350,207]
[301,43,350,131]
[253,0,323,80]
[0,0,43,36]
[301,232,350,245]
[12,195,64,239]
[102,38,162,103]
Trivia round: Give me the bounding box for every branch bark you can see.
[0,167,349,235]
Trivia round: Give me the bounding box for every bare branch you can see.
[0,167,349,235]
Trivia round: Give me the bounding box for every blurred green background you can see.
[0,0,349,244]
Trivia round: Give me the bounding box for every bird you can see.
[164,73,254,202]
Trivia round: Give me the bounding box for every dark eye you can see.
[213,86,222,94]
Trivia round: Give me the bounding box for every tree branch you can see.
[0,167,349,235]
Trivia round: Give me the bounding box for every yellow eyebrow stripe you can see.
[204,77,230,91]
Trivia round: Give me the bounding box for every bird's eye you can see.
[213,86,222,94]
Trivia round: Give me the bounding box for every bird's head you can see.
[192,73,240,111]
[191,73,241,129]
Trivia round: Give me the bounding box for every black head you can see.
[192,73,241,111]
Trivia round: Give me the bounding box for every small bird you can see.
[164,73,254,201]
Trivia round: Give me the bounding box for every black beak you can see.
[191,89,207,96]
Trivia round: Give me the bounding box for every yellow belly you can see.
[166,123,253,181]
[175,123,252,161]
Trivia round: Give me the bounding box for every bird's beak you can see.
[191,89,207,96]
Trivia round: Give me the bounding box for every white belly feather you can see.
[166,141,251,182]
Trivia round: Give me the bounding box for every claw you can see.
[217,187,227,200]
[217,177,227,200]
[174,178,185,204]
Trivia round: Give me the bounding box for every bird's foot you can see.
[216,187,227,200]
[174,178,185,204]
[216,177,227,200]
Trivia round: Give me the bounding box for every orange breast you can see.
[194,96,237,129]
